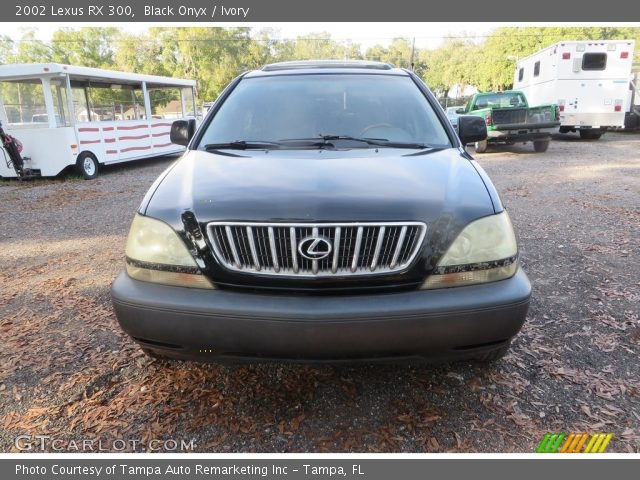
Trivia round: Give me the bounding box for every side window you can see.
[71,87,93,122]
[49,79,71,127]
[133,90,146,119]
[111,87,143,121]
[87,84,143,122]
[518,68,524,82]
[149,88,182,119]
[582,53,607,71]
[533,61,540,77]
[181,88,196,118]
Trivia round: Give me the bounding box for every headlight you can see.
[421,211,518,289]
[125,214,214,289]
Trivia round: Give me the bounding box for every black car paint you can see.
[142,148,495,291]
[112,64,531,362]
[112,268,529,361]
[135,68,503,292]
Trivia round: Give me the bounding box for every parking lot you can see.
[1,132,639,453]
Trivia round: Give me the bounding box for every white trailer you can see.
[513,40,635,139]
[0,63,197,179]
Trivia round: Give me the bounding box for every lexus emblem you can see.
[298,236,333,260]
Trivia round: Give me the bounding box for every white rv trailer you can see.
[513,40,635,139]
[0,63,197,178]
[623,65,640,129]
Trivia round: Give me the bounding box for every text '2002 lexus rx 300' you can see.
[111,60,531,364]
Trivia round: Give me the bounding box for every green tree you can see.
[5,25,639,104]
[113,31,169,76]
[0,35,15,65]
[152,27,265,101]
[14,30,53,63]
[273,32,361,62]
[49,28,118,68]
[421,38,480,98]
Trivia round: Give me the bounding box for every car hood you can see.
[142,147,498,289]
[144,147,495,227]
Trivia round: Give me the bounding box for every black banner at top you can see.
[2,0,640,22]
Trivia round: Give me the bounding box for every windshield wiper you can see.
[280,135,432,150]
[203,140,282,150]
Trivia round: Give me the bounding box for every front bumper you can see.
[111,268,531,363]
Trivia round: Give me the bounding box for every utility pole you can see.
[409,37,416,71]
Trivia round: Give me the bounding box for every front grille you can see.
[206,222,426,277]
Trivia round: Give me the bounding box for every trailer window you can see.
[50,78,71,127]
[582,53,607,71]
[87,83,144,122]
[182,88,196,118]
[533,61,540,77]
[149,88,182,119]
[0,80,47,125]
[518,68,524,82]
[71,87,92,122]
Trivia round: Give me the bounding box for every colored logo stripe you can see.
[537,433,565,453]
[584,433,613,453]
[537,433,612,453]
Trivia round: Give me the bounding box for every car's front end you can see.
[111,61,531,363]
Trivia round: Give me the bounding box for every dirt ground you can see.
[1,132,639,453]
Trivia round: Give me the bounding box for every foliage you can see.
[1,27,639,101]
[50,28,119,67]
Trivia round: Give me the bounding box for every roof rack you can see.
[261,60,394,72]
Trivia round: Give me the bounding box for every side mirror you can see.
[457,115,487,145]
[455,107,465,114]
[170,119,196,147]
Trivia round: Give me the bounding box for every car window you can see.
[474,93,526,109]
[198,74,451,148]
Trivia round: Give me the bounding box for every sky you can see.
[1,22,501,50]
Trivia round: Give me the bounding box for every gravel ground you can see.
[1,133,639,453]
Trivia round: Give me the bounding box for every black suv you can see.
[111,60,531,363]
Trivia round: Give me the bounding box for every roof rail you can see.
[261,60,394,72]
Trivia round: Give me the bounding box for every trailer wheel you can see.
[579,129,604,140]
[533,139,550,152]
[474,139,488,153]
[76,152,99,179]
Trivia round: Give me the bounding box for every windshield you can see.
[197,74,451,149]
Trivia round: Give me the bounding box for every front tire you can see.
[76,152,99,179]
[474,139,488,153]
[533,139,550,152]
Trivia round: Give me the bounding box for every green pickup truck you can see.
[459,91,560,153]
